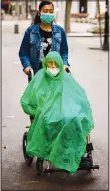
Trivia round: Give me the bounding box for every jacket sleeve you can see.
[19,28,31,69]
[60,27,70,66]
[20,76,37,116]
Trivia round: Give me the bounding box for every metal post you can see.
[102,0,109,51]
[14,24,19,34]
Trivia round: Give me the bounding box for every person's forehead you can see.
[47,59,55,62]
[42,4,54,10]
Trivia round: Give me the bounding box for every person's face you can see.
[40,4,54,14]
[47,60,58,69]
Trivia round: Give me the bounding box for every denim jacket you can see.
[19,24,70,74]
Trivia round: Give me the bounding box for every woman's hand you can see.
[24,66,32,75]
[64,65,71,74]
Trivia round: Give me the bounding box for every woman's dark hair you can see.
[31,0,54,25]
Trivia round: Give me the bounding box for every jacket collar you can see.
[31,23,59,34]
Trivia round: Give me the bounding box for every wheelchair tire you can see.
[36,158,43,175]
[23,132,33,166]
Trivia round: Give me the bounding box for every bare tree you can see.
[65,0,72,33]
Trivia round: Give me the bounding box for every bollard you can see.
[14,24,19,34]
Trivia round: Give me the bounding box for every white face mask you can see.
[47,68,60,76]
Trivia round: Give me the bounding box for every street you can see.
[2,30,108,190]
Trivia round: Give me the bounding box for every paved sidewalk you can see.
[2,19,99,37]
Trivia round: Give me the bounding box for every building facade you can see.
[54,1,106,27]
[71,0,105,18]
[1,0,106,21]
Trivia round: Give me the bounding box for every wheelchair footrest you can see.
[91,165,99,170]
[78,164,99,171]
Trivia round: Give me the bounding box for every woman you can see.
[19,0,70,75]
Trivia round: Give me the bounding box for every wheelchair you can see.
[22,69,99,176]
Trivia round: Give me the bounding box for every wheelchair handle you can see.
[65,67,71,75]
[28,69,34,80]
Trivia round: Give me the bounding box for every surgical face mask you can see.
[40,13,55,24]
[47,68,60,76]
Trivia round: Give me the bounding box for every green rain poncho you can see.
[21,51,94,175]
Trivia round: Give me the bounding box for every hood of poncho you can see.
[42,51,64,79]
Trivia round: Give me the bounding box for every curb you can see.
[67,33,104,37]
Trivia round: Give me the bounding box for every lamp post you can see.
[102,0,109,51]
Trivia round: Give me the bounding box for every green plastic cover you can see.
[21,51,94,175]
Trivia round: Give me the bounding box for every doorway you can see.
[79,0,87,13]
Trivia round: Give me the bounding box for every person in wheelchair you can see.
[21,51,94,175]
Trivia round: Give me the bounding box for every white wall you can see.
[57,1,66,27]
[88,1,105,18]
[71,1,79,13]
[88,1,97,18]
[100,1,105,13]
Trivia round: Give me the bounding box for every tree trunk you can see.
[97,0,102,48]
[102,0,109,50]
[65,0,72,33]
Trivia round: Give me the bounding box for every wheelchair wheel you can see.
[23,132,33,166]
[36,158,43,175]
